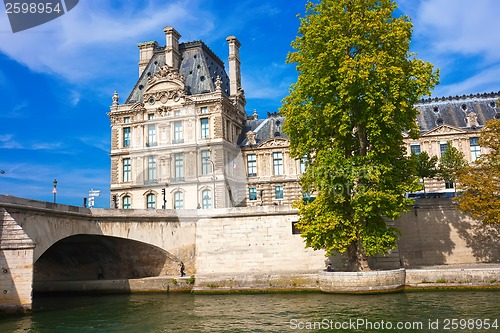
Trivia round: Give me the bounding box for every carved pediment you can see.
[421,124,467,137]
[259,138,289,148]
[144,65,186,103]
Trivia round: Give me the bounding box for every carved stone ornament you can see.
[112,91,119,106]
[466,112,479,127]
[260,138,288,148]
[246,131,256,145]
[157,105,171,117]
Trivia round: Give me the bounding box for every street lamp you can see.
[52,179,58,204]
[203,158,216,208]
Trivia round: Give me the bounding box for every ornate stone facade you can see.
[108,27,246,209]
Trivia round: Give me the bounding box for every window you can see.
[147,124,156,146]
[202,189,212,209]
[201,150,211,175]
[174,121,183,144]
[247,154,257,177]
[273,152,283,175]
[299,156,307,174]
[147,156,156,183]
[123,158,131,182]
[148,113,154,120]
[201,106,208,114]
[123,127,131,147]
[470,137,481,162]
[174,153,184,180]
[275,186,284,200]
[124,117,130,124]
[440,143,448,157]
[410,144,421,155]
[122,195,131,209]
[445,180,454,189]
[174,191,183,209]
[200,118,209,139]
[147,193,156,209]
[249,187,257,201]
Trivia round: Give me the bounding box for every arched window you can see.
[174,191,183,209]
[122,195,131,209]
[202,189,212,209]
[146,193,156,209]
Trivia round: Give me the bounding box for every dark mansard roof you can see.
[237,92,500,147]
[238,112,287,147]
[126,41,231,104]
[415,91,500,132]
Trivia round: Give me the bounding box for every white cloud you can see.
[0,0,213,83]
[415,0,500,59]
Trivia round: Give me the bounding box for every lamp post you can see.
[52,179,58,204]
[203,158,216,208]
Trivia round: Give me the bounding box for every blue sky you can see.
[1,0,499,207]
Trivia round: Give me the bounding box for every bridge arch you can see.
[34,234,181,282]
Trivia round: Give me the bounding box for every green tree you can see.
[412,151,438,197]
[457,119,500,224]
[281,0,439,271]
[438,141,468,194]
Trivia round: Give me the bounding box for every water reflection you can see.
[0,291,498,332]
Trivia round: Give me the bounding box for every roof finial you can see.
[112,91,119,106]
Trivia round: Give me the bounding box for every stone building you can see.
[109,26,499,209]
[406,92,499,194]
[109,27,247,209]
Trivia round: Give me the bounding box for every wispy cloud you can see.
[0,0,212,83]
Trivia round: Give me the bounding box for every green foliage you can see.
[281,0,439,270]
[411,151,438,195]
[457,118,500,224]
[438,141,468,191]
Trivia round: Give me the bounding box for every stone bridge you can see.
[0,194,324,313]
[2,195,498,313]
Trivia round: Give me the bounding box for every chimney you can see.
[226,36,241,96]
[163,26,181,69]
[137,41,158,77]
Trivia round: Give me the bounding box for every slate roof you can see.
[238,92,500,147]
[238,113,287,147]
[126,41,231,104]
[415,92,500,132]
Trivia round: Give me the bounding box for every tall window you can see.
[249,187,257,201]
[122,195,131,209]
[174,121,183,144]
[247,154,257,177]
[470,137,481,162]
[123,127,130,147]
[174,191,183,209]
[147,193,156,209]
[273,152,283,176]
[200,118,209,139]
[440,142,448,157]
[123,158,131,182]
[299,156,307,174]
[410,144,421,155]
[147,156,156,182]
[147,124,156,146]
[202,189,212,209]
[174,153,184,180]
[275,186,284,200]
[201,150,211,175]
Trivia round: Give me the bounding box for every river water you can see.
[0,291,499,332]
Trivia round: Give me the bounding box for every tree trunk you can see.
[346,241,371,272]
